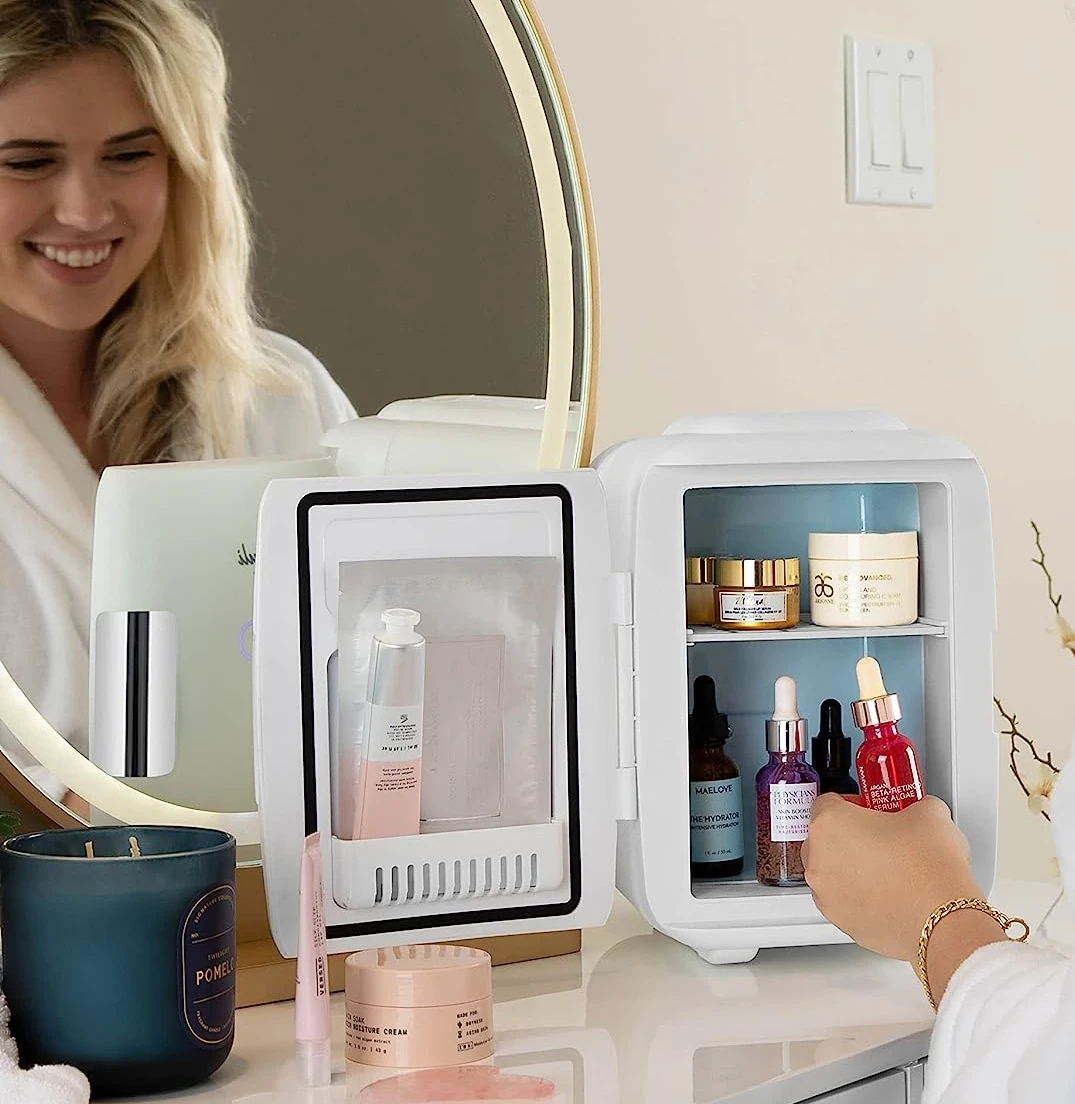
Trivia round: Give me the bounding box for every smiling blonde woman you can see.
[0,0,356,802]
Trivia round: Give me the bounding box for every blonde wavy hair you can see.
[0,0,293,465]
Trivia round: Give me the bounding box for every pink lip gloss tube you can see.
[296,832,331,1087]
[352,609,426,840]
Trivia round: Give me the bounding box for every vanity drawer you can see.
[807,1067,906,1103]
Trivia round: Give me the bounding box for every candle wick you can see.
[128,835,141,858]
[84,841,95,858]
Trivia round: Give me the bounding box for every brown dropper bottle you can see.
[688,676,744,879]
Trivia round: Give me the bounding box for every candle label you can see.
[178,884,236,1046]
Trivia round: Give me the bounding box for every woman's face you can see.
[0,49,168,337]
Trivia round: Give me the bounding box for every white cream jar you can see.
[808,532,919,627]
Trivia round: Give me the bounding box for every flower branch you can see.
[1032,521,1062,615]
[995,697,1058,821]
[1030,521,1075,657]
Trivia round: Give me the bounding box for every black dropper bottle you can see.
[688,676,744,878]
[813,698,859,795]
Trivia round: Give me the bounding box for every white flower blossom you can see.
[1027,760,1058,815]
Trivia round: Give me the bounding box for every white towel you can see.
[0,332,356,802]
[0,988,88,1104]
[924,760,1075,1103]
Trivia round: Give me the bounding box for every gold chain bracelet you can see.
[916,896,1030,1012]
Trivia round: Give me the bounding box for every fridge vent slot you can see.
[330,821,565,911]
[370,854,542,905]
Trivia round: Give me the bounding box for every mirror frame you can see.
[471,0,599,468]
[0,0,600,833]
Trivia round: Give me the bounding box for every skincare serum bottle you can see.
[755,676,819,887]
[688,676,744,879]
[852,657,925,812]
[812,699,859,796]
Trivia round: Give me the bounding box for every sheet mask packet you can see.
[334,557,559,838]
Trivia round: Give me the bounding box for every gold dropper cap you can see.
[851,657,902,727]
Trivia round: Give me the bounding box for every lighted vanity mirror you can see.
[0,0,596,895]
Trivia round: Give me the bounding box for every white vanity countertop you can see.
[114,880,1062,1104]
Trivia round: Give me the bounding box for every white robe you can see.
[925,758,1075,1103]
[0,330,356,801]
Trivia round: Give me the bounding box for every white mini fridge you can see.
[252,411,997,965]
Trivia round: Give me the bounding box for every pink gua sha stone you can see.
[358,1066,558,1103]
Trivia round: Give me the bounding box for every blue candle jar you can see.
[0,825,236,1097]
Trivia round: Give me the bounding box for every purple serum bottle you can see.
[755,676,820,887]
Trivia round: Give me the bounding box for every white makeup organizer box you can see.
[253,411,997,964]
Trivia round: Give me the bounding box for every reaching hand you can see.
[803,793,981,961]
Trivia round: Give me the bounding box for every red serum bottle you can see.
[852,657,925,812]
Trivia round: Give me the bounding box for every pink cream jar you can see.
[345,945,494,1068]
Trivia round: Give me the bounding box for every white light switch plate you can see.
[845,37,935,207]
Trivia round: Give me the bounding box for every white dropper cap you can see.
[855,657,887,699]
[771,675,800,721]
[851,657,902,728]
[376,608,423,645]
[766,675,808,752]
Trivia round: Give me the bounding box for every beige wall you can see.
[535,0,1075,880]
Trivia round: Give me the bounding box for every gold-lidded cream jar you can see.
[714,558,800,631]
[345,944,493,1068]
[685,557,717,626]
[808,531,919,627]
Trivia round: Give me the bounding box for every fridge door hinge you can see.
[616,766,638,821]
[611,571,634,626]
[611,572,639,821]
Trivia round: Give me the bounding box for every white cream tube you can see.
[352,610,426,840]
[296,831,331,1087]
